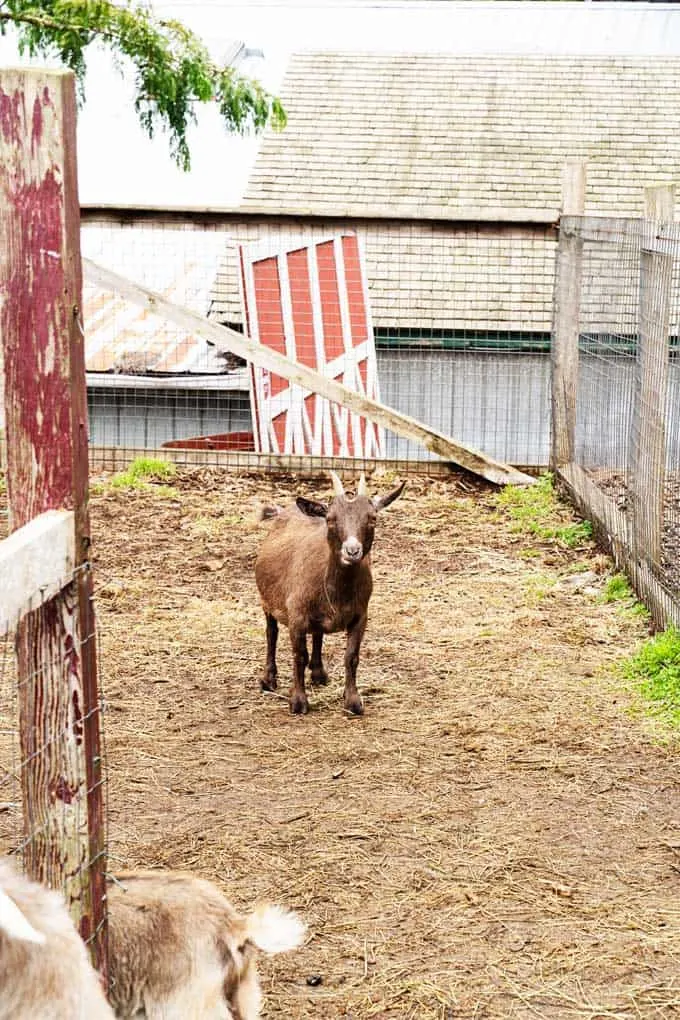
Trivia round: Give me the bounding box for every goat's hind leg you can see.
[261,613,279,691]
[309,630,329,686]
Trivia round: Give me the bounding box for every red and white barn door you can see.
[239,233,385,457]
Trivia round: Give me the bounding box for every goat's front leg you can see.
[344,614,367,715]
[289,630,309,715]
[261,613,278,691]
[309,630,329,686]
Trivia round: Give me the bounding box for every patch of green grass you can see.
[621,627,680,726]
[105,457,179,498]
[602,573,634,603]
[494,472,593,548]
[111,457,176,485]
[566,559,597,574]
[599,573,650,619]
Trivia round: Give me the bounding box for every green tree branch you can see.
[0,1,286,169]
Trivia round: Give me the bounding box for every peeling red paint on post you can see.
[71,688,84,744]
[3,170,73,519]
[0,69,108,979]
[1,77,74,523]
[31,92,44,153]
[51,776,78,805]
[0,86,23,146]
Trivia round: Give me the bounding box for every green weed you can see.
[523,573,557,605]
[602,573,634,603]
[494,473,593,548]
[600,573,649,619]
[621,627,680,726]
[106,458,178,497]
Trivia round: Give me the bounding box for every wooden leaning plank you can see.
[0,510,75,635]
[83,259,535,487]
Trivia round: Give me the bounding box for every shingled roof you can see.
[242,52,680,220]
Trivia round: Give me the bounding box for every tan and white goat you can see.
[107,870,305,1020]
[1,860,304,1020]
[0,858,114,1020]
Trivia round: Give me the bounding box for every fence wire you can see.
[81,215,557,471]
[565,216,680,625]
[0,493,107,959]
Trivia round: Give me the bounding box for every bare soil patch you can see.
[6,468,680,1018]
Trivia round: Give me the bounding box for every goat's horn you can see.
[329,470,345,497]
[357,473,368,496]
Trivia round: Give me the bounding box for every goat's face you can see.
[296,471,405,568]
[327,494,377,566]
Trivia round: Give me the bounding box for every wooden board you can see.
[0,68,106,972]
[0,511,75,636]
[83,258,535,487]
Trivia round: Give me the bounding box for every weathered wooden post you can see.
[0,68,107,974]
[630,185,675,571]
[551,158,587,471]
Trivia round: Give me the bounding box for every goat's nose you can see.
[343,538,363,562]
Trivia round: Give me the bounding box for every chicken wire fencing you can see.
[80,215,557,473]
[557,214,680,628]
[0,525,108,966]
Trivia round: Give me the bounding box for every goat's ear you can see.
[296,496,328,518]
[373,480,406,511]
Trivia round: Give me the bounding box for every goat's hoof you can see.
[344,694,364,716]
[310,669,329,687]
[261,675,278,692]
[290,693,309,715]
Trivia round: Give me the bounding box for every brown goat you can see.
[255,471,405,715]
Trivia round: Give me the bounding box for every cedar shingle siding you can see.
[212,53,680,339]
[242,53,680,220]
[210,220,556,334]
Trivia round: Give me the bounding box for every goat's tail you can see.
[0,886,45,944]
[243,904,306,955]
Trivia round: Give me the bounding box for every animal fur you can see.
[107,870,305,1020]
[255,471,405,715]
[0,858,114,1020]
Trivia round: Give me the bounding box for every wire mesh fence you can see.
[81,214,557,472]
[0,496,108,963]
[557,214,680,628]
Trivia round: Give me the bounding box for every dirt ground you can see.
[6,466,680,1018]
[82,467,680,1020]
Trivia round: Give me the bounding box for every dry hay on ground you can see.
[4,467,680,1018]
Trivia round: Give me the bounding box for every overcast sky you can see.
[1,1,680,209]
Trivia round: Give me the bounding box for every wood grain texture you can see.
[0,68,106,973]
